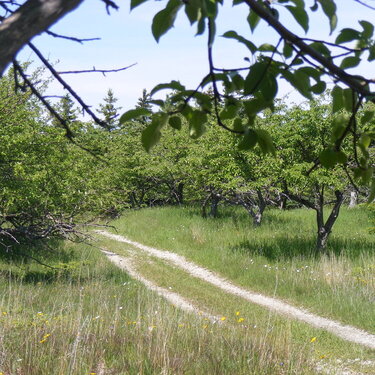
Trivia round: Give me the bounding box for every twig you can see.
[57,63,137,75]
[45,30,101,43]
[28,41,109,129]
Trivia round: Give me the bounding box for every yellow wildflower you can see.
[237,318,245,323]
[235,311,240,316]
[220,316,226,321]
[310,337,317,343]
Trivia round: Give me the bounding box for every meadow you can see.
[0,205,374,374]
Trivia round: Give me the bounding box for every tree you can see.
[119,0,375,195]
[265,98,350,250]
[1,0,375,218]
[98,89,121,131]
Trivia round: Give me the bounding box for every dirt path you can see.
[101,248,221,323]
[96,230,375,350]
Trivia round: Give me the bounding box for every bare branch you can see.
[45,29,101,43]
[57,63,137,75]
[28,41,109,129]
[353,0,375,10]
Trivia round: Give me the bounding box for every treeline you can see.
[0,68,372,251]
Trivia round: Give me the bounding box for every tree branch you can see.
[244,0,375,98]
[0,0,85,75]
[57,63,137,75]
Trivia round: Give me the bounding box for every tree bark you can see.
[177,182,184,204]
[210,194,220,218]
[349,191,357,208]
[0,0,84,75]
[315,191,344,251]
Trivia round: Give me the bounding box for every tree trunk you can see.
[177,182,184,205]
[349,191,357,208]
[210,195,220,218]
[253,212,262,226]
[316,227,330,250]
[315,190,344,251]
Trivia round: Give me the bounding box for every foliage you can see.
[121,0,375,197]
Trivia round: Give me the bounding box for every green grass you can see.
[1,205,374,374]
[106,205,375,334]
[96,236,373,364]
[0,239,319,375]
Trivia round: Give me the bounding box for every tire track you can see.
[96,230,375,350]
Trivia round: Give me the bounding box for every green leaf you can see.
[336,150,348,164]
[152,0,182,42]
[340,56,361,69]
[309,42,331,57]
[247,9,261,33]
[184,0,200,24]
[169,116,182,130]
[331,113,349,140]
[255,129,276,155]
[283,41,293,58]
[359,134,371,148]
[282,70,312,99]
[318,0,337,33]
[119,108,152,124]
[141,113,168,152]
[368,45,375,61]
[335,28,360,44]
[286,6,309,33]
[222,31,257,53]
[359,20,374,39]
[258,43,275,52]
[238,128,257,150]
[231,73,245,90]
[362,167,373,185]
[150,80,185,96]
[343,88,354,111]
[243,98,270,117]
[310,81,326,94]
[204,0,218,17]
[220,104,239,120]
[361,111,374,124]
[196,16,206,35]
[260,74,278,101]
[331,86,344,113]
[130,0,149,10]
[149,99,165,107]
[189,110,207,139]
[244,62,267,95]
[319,148,337,168]
[232,118,244,132]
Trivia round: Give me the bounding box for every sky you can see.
[17,0,375,117]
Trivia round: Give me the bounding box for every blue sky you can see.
[19,0,374,115]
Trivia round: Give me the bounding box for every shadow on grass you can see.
[0,238,85,284]
[230,236,375,261]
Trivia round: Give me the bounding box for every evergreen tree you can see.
[98,88,121,131]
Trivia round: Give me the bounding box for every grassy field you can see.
[0,205,374,374]
[0,239,319,375]
[107,205,375,334]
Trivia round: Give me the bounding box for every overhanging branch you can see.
[0,0,85,75]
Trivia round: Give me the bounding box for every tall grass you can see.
[0,240,316,375]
